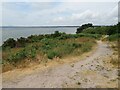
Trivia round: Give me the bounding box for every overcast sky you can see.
[1,1,119,26]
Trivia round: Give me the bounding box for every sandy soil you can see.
[2,41,118,88]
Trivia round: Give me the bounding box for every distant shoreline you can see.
[1,24,116,28]
[1,26,79,28]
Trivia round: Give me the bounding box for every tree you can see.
[76,23,93,34]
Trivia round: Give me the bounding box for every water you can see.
[1,26,78,43]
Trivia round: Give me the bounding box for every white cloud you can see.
[109,5,118,18]
[2,2,118,26]
[53,17,64,23]
[71,10,100,20]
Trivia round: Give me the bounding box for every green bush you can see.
[108,34,120,41]
[7,47,36,64]
[2,38,16,48]
[47,51,60,59]
[8,49,26,63]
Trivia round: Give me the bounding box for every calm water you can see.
[2,27,78,43]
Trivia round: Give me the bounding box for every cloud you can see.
[71,10,99,20]
[52,3,118,25]
[109,5,118,18]
[53,17,64,22]
[2,2,118,26]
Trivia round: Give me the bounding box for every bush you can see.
[47,51,60,59]
[2,38,16,48]
[108,34,120,41]
[7,47,36,64]
[16,37,28,47]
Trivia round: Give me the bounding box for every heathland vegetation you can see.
[2,23,119,72]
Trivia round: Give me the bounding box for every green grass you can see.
[77,33,102,39]
[81,42,94,52]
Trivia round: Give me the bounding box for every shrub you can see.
[2,38,16,48]
[7,49,26,63]
[47,51,60,59]
[7,47,36,64]
[16,37,28,47]
[108,34,120,41]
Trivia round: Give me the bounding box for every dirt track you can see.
[2,41,118,88]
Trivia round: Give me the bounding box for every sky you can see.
[1,0,119,26]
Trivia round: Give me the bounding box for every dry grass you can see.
[109,41,119,67]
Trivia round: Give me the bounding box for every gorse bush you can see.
[107,34,120,41]
[7,46,36,64]
[3,38,16,48]
[47,51,60,59]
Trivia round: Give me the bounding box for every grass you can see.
[109,41,119,66]
[2,34,97,72]
[77,33,102,39]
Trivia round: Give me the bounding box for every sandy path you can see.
[3,41,118,88]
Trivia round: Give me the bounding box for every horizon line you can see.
[0,24,115,27]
